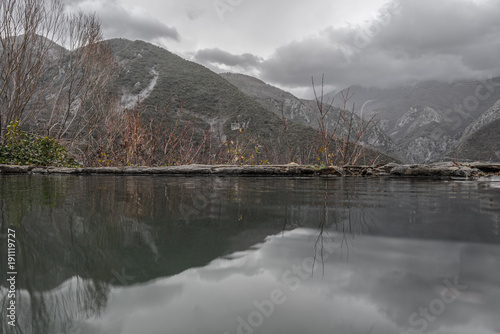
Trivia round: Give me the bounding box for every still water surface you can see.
[0,175,499,334]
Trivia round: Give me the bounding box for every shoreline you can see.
[1,162,500,179]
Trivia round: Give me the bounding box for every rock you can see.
[469,162,500,173]
[0,165,34,173]
[388,162,480,178]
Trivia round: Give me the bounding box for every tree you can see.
[46,12,117,141]
[0,0,65,141]
[312,75,379,165]
[0,0,116,144]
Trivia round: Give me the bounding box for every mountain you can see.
[330,78,500,163]
[105,39,398,164]
[99,38,347,164]
[218,73,317,125]
[220,73,405,162]
[108,39,283,139]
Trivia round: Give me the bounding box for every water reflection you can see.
[3,230,500,334]
[0,175,499,333]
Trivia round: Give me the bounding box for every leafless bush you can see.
[80,103,211,167]
[210,128,268,165]
[312,75,379,165]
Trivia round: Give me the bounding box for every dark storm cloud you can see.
[258,0,500,90]
[195,48,262,69]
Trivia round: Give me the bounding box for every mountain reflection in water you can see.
[1,175,499,334]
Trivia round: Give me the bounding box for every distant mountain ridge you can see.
[328,78,500,163]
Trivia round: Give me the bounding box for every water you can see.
[0,175,499,334]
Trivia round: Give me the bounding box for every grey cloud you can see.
[195,48,262,69]
[65,0,180,42]
[259,0,500,90]
[100,4,180,42]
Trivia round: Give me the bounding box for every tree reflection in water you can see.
[310,177,377,275]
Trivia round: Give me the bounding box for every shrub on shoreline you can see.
[0,121,78,167]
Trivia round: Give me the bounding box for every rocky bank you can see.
[1,162,500,179]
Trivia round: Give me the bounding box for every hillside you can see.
[219,73,317,126]
[109,39,282,139]
[450,99,500,161]
[452,119,500,162]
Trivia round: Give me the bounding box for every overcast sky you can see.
[65,0,500,98]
